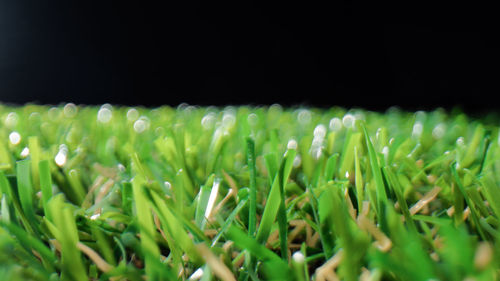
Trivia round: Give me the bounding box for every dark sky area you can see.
[0,1,498,111]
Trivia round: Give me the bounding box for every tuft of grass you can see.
[1,104,500,280]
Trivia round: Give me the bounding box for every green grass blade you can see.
[255,173,280,245]
[264,152,279,187]
[132,175,161,279]
[0,171,34,234]
[0,221,56,270]
[256,149,295,246]
[228,226,290,279]
[38,160,53,221]
[360,123,388,220]
[195,174,215,229]
[246,137,258,237]
[212,197,248,246]
[479,171,500,219]
[16,160,38,231]
[277,148,296,260]
[383,166,416,233]
[150,190,202,264]
[354,147,363,209]
[48,194,88,281]
[450,162,486,240]
[324,153,339,182]
[339,132,361,179]
[28,137,41,190]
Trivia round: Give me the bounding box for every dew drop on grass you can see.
[97,106,112,123]
[269,103,282,113]
[287,139,298,150]
[201,113,216,130]
[412,121,423,138]
[55,150,67,167]
[55,144,68,167]
[102,103,113,110]
[382,146,389,161]
[185,105,197,115]
[48,107,61,120]
[29,112,40,122]
[314,124,327,138]
[329,117,342,131]
[5,112,19,128]
[432,123,446,139]
[292,251,305,263]
[134,117,149,133]
[117,164,126,172]
[342,114,355,128]
[90,213,101,220]
[20,147,30,158]
[297,109,312,125]
[63,103,77,118]
[127,108,139,121]
[188,268,204,280]
[456,136,465,146]
[177,102,188,111]
[9,131,21,145]
[222,112,236,128]
[247,113,259,126]
[164,181,172,191]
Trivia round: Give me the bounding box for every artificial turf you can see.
[1,104,499,280]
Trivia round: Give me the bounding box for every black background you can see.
[0,1,497,112]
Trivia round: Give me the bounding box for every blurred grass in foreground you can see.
[1,103,500,280]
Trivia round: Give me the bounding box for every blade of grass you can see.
[48,194,88,281]
[479,172,500,219]
[382,166,417,233]
[255,149,295,247]
[277,148,296,260]
[255,173,280,245]
[0,221,56,271]
[195,174,215,229]
[264,153,279,187]
[324,153,339,182]
[28,136,41,190]
[149,190,202,264]
[451,162,486,240]
[339,132,361,179]
[0,171,34,235]
[354,147,363,210]
[212,197,248,246]
[246,138,257,237]
[16,160,38,233]
[131,175,162,279]
[227,226,291,279]
[38,160,53,221]
[360,123,388,223]
[66,169,87,206]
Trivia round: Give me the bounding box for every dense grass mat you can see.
[1,104,499,280]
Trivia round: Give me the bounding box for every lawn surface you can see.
[1,104,499,280]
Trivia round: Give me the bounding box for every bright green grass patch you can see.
[1,104,500,280]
